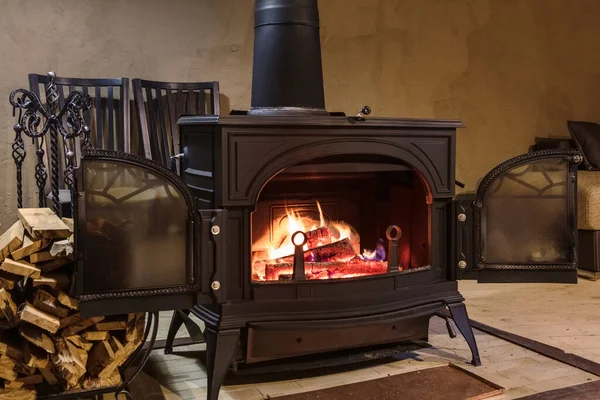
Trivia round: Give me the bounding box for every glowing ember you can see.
[252,201,395,281]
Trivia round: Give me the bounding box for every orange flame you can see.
[260,201,359,260]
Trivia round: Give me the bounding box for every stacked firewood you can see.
[0,208,145,398]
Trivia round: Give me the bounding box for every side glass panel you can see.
[81,159,189,292]
[480,158,570,265]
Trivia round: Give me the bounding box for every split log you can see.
[59,313,81,330]
[33,273,70,291]
[56,292,78,311]
[23,342,48,369]
[305,227,333,248]
[0,221,24,262]
[65,335,93,352]
[97,336,125,379]
[0,387,36,400]
[276,238,356,263]
[12,360,35,376]
[39,365,59,386]
[3,382,23,390]
[61,316,104,337]
[82,331,109,341]
[10,233,42,262]
[19,325,55,354]
[19,304,60,334]
[87,340,115,376]
[38,258,72,273]
[0,356,17,381]
[29,251,58,264]
[75,346,88,367]
[32,289,70,318]
[125,313,144,342]
[17,208,71,240]
[81,368,122,390]
[15,374,43,385]
[49,237,74,259]
[0,289,17,321]
[0,340,25,364]
[0,260,40,280]
[52,338,86,389]
[94,320,126,331]
[0,273,20,291]
[265,259,389,281]
[61,218,74,233]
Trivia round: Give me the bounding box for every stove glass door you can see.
[473,149,580,283]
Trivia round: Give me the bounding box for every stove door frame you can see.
[472,149,581,283]
[74,149,212,316]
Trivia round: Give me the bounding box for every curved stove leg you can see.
[447,302,481,366]
[165,309,190,354]
[205,328,240,400]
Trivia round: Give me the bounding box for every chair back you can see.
[132,79,220,166]
[29,74,131,153]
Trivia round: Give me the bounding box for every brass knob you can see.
[458,213,467,222]
[211,281,221,290]
[458,261,467,269]
[211,225,220,235]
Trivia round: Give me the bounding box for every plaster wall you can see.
[1,0,599,229]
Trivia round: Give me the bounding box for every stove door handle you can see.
[169,153,184,172]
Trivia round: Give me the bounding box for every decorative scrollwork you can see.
[9,71,92,214]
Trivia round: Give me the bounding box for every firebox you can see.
[251,157,432,281]
[70,1,580,399]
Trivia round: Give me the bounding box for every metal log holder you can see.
[9,73,160,399]
[37,312,159,400]
[386,225,402,271]
[292,231,308,280]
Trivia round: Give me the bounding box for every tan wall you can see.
[1,0,600,229]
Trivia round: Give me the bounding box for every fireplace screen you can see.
[474,149,580,279]
[251,159,431,281]
[77,151,194,295]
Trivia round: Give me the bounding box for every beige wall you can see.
[1,0,600,229]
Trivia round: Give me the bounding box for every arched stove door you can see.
[472,149,581,283]
[74,149,212,316]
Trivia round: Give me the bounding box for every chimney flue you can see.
[249,0,327,115]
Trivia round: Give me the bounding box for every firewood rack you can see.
[9,74,161,399]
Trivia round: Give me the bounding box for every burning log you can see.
[305,227,333,248]
[277,238,356,263]
[265,258,389,280]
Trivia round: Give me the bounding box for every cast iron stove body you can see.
[70,1,580,399]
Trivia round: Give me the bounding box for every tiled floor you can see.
[144,285,600,400]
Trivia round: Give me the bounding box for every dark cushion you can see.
[567,120,600,170]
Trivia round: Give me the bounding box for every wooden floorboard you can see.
[519,380,600,399]
[441,311,600,377]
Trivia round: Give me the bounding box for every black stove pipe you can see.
[249,0,327,115]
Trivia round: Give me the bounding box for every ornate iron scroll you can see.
[9,71,92,214]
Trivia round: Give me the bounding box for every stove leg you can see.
[447,302,482,366]
[165,309,190,354]
[205,328,240,400]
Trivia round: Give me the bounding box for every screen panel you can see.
[81,158,189,292]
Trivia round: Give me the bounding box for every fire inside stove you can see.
[252,202,398,281]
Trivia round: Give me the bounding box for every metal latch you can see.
[168,153,184,172]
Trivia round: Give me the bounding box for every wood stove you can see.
[69,1,581,399]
